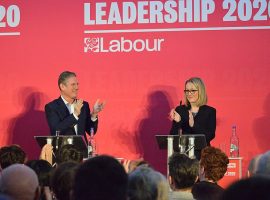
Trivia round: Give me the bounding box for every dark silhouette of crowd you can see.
[1,144,270,200]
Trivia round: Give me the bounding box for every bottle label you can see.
[88,144,93,157]
[230,144,238,152]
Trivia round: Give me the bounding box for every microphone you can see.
[55,130,60,150]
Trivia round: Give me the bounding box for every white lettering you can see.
[84,3,95,25]
[123,2,136,24]
[179,0,193,22]
[96,3,107,24]
[108,2,122,24]
[157,39,164,51]
[85,37,165,53]
[238,0,252,21]
[109,40,121,52]
[164,1,178,23]
[202,0,215,22]
[138,1,149,23]
[99,38,109,52]
[121,37,133,52]
[149,1,164,23]
[194,0,201,22]
[84,1,218,25]
[133,39,145,52]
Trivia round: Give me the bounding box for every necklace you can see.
[191,112,197,117]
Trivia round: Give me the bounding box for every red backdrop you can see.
[1,0,270,176]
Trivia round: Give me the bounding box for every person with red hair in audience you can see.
[192,146,229,200]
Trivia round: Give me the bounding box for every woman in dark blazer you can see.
[169,77,216,158]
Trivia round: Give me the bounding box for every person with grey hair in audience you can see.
[26,159,53,200]
[128,166,169,200]
[168,153,199,200]
[248,150,270,177]
[0,164,40,200]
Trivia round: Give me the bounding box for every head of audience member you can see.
[247,154,262,177]
[128,166,169,200]
[26,159,53,200]
[26,159,52,187]
[73,155,128,200]
[0,164,40,200]
[199,146,229,182]
[222,176,270,200]
[168,153,199,191]
[248,151,270,177]
[0,194,12,200]
[0,145,26,169]
[56,144,83,165]
[128,159,150,173]
[192,147,228,200]
[51,161,79,200]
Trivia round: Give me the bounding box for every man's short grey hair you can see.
[248,151,270,176]
[0,164,39,200]
[128,166,169,200]
[256,151,270,175]
[58,71,76,89]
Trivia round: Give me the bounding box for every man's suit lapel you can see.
[76,104,84,135]
[57,97,78,135]
[56,97,71,120]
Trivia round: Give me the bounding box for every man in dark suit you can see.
[45,71,105,139]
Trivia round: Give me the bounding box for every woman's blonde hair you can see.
[184,77,207,107]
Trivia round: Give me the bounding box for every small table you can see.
[218,157,243,188]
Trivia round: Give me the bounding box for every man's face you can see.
[60,76,79,100]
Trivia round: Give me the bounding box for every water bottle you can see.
[88,128,96,158]
[230,125,239,157]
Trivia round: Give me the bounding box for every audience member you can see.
[222,175,270,200]
[56,144,83,165]
[0,164,40,200]
[0,194,12,200]
[51,161,79,200]
[0,145,26,169]
[26,159,53,200]
[73,155,128,200]
[192,146,228,200]
[168,153,198,200]
[39,144,53,165]
[128,166,169,200]
[248,150,270,177]
[123,158,150,173]
[130,159,150,172]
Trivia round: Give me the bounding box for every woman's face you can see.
[185,82,199,104]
